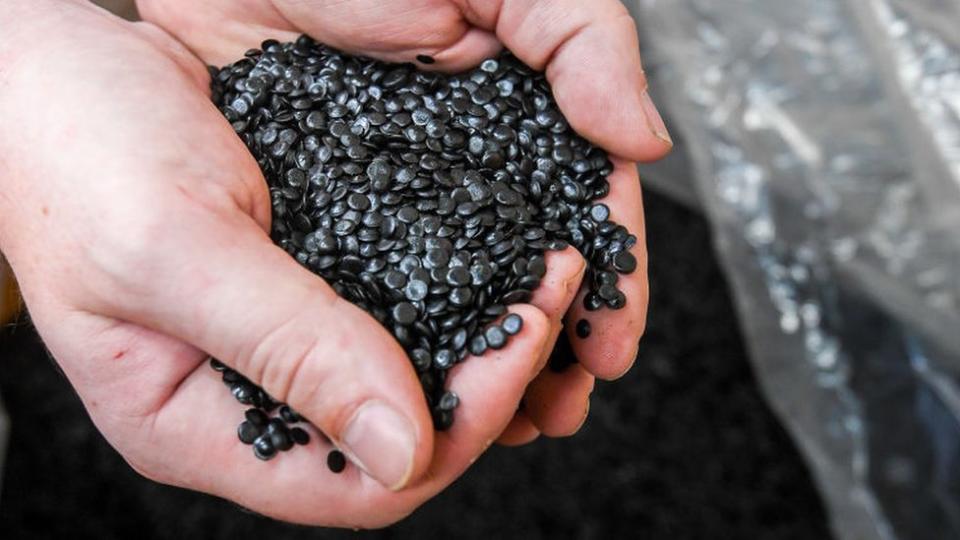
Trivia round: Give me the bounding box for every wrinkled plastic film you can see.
[628,1,960,539]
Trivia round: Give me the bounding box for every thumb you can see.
[462,0,673,162]
[101,204,433,491]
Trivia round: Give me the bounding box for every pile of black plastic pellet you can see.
[208,36,639,463]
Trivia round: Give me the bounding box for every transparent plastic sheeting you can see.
[628,0,960,538]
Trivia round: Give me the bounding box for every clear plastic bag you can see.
[627,1,960,538]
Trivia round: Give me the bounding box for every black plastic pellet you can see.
[447,266,471,287]
[290,427,310,446]
[502,313,523,335]
[584,293,604,311]
[232,384,255,404]
[576,319,592,339]
[253,436,277,461]
[278,405,300,424]
[590,204,610,223]
[438,391,460,411]
[245,408,268,426]
[434,349,455,369]
[238,420,262,444]
[392,302,418,325]
[416,54,436,64]
[598,284,619,301]
[404,280,429,302]
[468,335,488,356]
[327,450,347,473]
[607,291,627,310]
[484,326,507,350]
[270,428,295,452]
[433,409,454,431]
[613,250,638,274]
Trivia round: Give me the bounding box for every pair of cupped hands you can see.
[0,0,670,528]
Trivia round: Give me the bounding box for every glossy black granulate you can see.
[289,427,311,445]
[209,36,641,459]
[502,313,523,336]
[253,436,277,461]
[575,319,592,339]
[327,450,347,473]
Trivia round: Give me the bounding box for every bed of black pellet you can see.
[208,36,641,461]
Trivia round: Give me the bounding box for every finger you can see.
[135,0,301,66]
[496,408,540,446]
[97,209,433,492]
[526,247,586,374]
[523,363,594,437]
[140,0,502,71]
[416,27,503,72]
[461,0,673,161]
[566,158,649,380]
[517,247,592,436]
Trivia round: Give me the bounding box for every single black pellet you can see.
[438,391,460,411]
[584,293,604,311]
[270,428,294,452]
[231,384,255,404]
[245,408,268,426]
[433,409,454,430]
[468,335,488,356]
[278,405,301,424]
[253,436,277,461]
[416,54,436,64]
[613,251,638,274]
[392,302,418,325]
[590,204,610,223]
[576,319,592,339]
[502,313,523,336]
[327,450,347,473]
[290,427,310,445]
[238,420,262,444]
[485,326,507,350]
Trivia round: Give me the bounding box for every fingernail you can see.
[639,90,672,146]
[340,400,416,490]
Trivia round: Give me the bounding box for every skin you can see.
[0,0,669,528]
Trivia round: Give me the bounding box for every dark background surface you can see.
[0,191,833,539]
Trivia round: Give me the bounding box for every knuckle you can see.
[239,293,355,429]
[247,318,325,407]
[86,192,173,292]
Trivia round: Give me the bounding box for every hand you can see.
[0,0,619,527]
[138,0,671,448]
